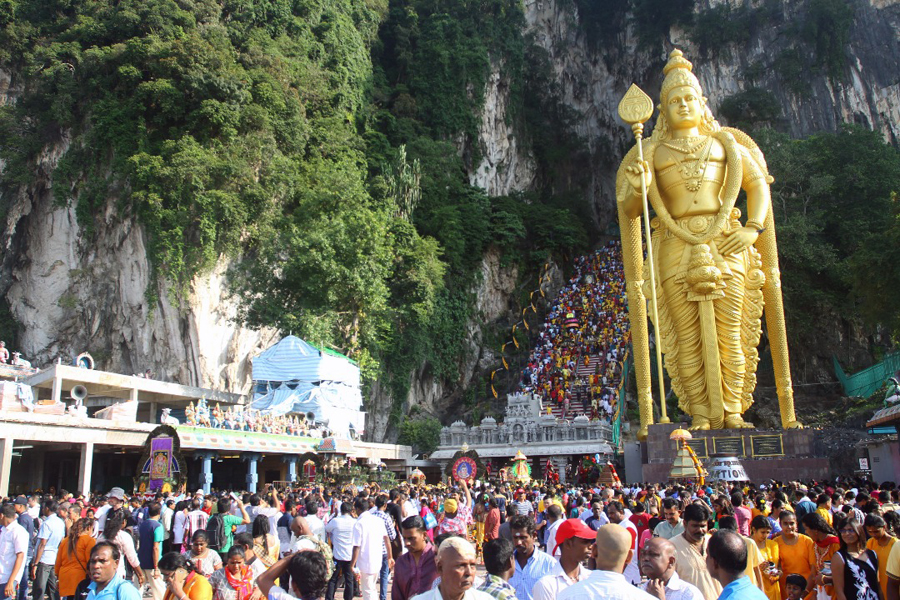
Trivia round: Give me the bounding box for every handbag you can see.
[423,509,437,530]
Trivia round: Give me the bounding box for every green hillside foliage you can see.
[752,126,900,343]
[0,0,589,426]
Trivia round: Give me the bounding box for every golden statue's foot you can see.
[785,421,804,429]
[689,418,710,431]
[637,427,649,442]
[725,415,754,429]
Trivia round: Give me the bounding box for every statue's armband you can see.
[741,151,767,190]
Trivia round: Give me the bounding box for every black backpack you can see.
[206,514,227,551]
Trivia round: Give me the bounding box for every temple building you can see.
[431,392,615,482]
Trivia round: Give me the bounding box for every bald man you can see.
[639,538,704,600]
[410,538,493,600]
[289,515,319,552]
[557,525,656,600]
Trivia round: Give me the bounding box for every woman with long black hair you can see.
[830,515,883,600]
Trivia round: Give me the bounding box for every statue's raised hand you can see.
[624,159,651,195]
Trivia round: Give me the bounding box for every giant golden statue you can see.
[616,50,802,439]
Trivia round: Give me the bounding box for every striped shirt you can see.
[509,548,557,600]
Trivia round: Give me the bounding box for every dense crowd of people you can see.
[3,476,900,600]
[519,242,631,421]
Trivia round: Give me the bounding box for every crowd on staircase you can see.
[519,241,631,421]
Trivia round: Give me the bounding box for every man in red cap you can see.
[532,519,594,600]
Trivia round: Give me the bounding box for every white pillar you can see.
[130,387,139,402]
[51,374,63,404]
[149,401,158,424]
[0,437,13,497]
[79,442,94,496]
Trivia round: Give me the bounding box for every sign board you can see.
[712,436,745,456]
[707,456,749,482]
[859,457,870,471]
[751,435,784,457]
[686,438,708,458]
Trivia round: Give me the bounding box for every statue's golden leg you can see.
[662,273,708,427]
[713,261,752,428]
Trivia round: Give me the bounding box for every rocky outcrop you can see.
[367,247,520,441]
[0,114,277,393]
[468,66,537,196]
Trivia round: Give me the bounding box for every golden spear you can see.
[617,84,669,425]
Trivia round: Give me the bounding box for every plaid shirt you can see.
[369,507,398,540]
[477,574,519,600]
[438,502,472,537]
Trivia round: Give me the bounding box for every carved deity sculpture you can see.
[617,50,801,438]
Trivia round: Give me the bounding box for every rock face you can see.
[0,67,277,394]
[2,0,899,439]
[367,247,520,442]
[468,66,537,196]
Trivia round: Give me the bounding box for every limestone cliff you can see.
[1,0,898,441]
[0,68,277,393]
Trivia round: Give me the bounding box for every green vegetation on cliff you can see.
[751,126,900,345]
[0,0,589,431]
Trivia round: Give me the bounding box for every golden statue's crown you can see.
[660,49,703,105]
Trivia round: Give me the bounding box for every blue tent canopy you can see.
[250,336,364,438]
[251,335,360,387]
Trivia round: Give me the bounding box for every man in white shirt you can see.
[542,505,563,557]
[351,498,393,600]
[640,538,704,600]
[0,504,29,600]
[532,519,594,600]
[410,538,492,600]
[32,500,66,600]
[325,502,357,600]
[96,489,126,537]
[305,499,326,541]
[557,525,655,600]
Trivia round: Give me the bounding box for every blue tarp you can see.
[251,335,360,387]
[251,336,364,438]
[250,382,365,437]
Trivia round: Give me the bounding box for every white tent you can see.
[250,336,364,438]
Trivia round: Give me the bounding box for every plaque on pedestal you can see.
[712,437,745,457]
[751,434,784,457]
[686,438,708,458]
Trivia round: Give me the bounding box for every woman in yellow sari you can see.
[751,515,781,600]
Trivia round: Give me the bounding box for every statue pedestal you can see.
[641,422,830,483]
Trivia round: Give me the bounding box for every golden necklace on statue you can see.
[662,136,713,192]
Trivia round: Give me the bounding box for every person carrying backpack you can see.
[206,496,250,561]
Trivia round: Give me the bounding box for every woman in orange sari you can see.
[751,515,782,600]
[776,511,816,600]
[160,552,213,600]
